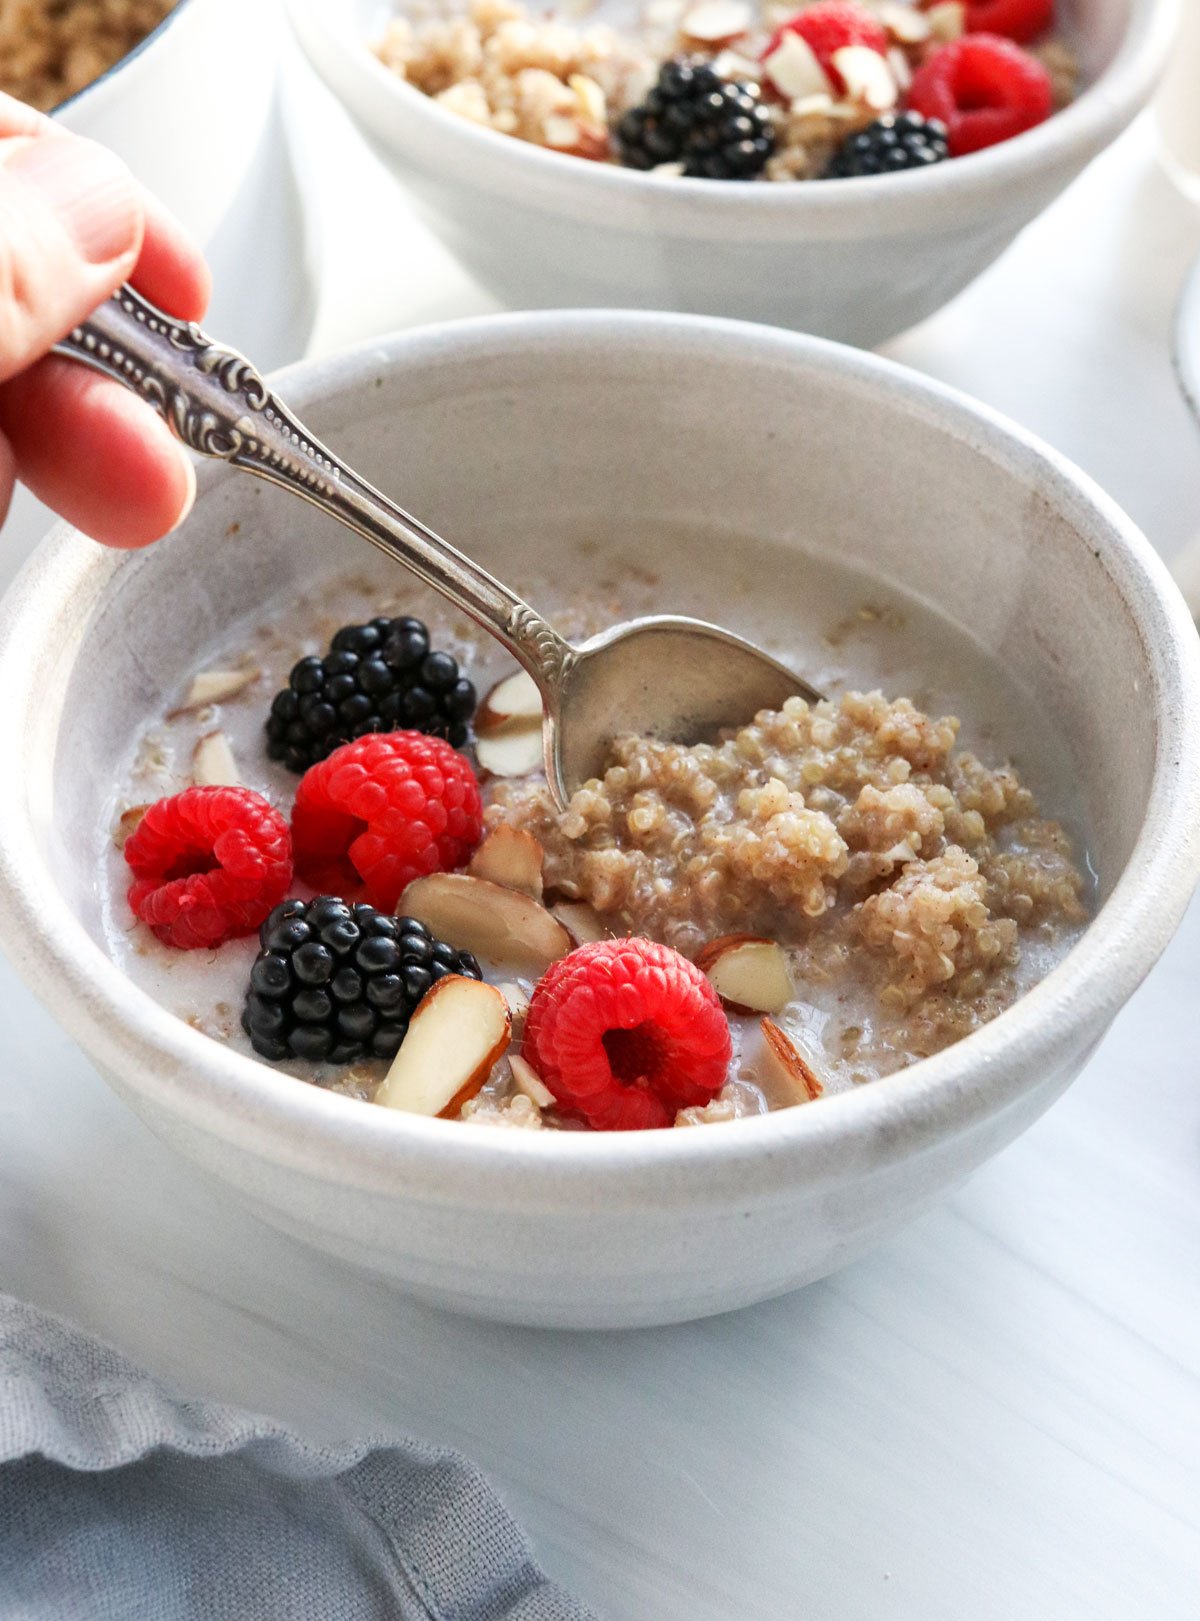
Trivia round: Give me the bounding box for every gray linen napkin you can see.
[0,1294,598,1621]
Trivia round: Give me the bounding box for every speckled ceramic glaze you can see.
[288,0,1176,345]
[0,314,1197,1328]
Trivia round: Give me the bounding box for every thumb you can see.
[0,134,142,387]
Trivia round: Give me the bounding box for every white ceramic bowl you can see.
[0,312,1197,1329]
[1172,251,1200,427]
[288,0,1176,345]
[1170,252,1200,617]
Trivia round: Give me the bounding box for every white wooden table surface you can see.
[1,55,1198,1618]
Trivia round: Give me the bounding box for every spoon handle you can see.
[52,285,577,690]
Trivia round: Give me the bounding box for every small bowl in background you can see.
[288,0,1176,346]
[1170,251,1200,618]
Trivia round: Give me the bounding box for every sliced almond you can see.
[832,45,898,110]
[192,729,240,787]
[477,669,543,732]
[399,872,572,976]
[568,71,607,127]
[468,824,544,900]
[475,722,543,779]
[762,31,831,100]
[790,90,835,117]
[681,0,750,47]
[760,1017,824,1104]
[495,979,532,1032]
[508,1052,556,1110]
[877,0,931,43]
[543,113,584,149]
[926,1,965,42]
[376,976,511,1118]
[712,48,764,80]
[174,667,259,713]
[887,45,912,93]
[113,803,149,851]
[696,934,794,1015]
[551,900,613,946]
[557,125,611,163]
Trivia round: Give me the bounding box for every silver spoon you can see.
[54,286,821,806]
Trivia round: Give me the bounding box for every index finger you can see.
[131,190,211,323]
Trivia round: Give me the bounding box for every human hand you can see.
[0,92,210,547]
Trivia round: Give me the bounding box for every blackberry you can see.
[617,57,776,180]
[265,615,477,774]
[242,895,481,1065]
[824,111,950,179]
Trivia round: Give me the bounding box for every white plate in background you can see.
[1170,253,1200,617]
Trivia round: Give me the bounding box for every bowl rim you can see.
[287,0,1179,221]
[1172,248,1200,427]
[1,309,1198,1196]
[51,0,196,120]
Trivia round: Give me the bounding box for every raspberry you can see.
[291,731,482,913]
[125,786,292,950]
[908,35,1053,157]
[522,938,732,1131]
[764,3,889,96]
[964,0,1055,45]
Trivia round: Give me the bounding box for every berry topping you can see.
[242,895,481,1064]
[908,34,1053,157]
[522,938,732,1130]
[825,110,949,177]
[617,57,776,179]
[291,731,483,913]
[125,786,292,951]
[763,2,889,96]
[964,0,1055,45]
[265,614,477,774]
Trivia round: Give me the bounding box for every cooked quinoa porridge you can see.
[102,534,1091,1134]
[0,0,176,112]
[373,0,1080,182]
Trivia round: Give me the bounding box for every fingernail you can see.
[7,136,140,265]
[170,454,197,533]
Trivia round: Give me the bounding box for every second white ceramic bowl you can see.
[0,313,1197,1328]
[288,0,1176,345]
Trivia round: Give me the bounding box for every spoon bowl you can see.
[53,287,819,805]
[552,615,817,797]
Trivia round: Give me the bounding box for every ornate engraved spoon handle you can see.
[52,286,577,692]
